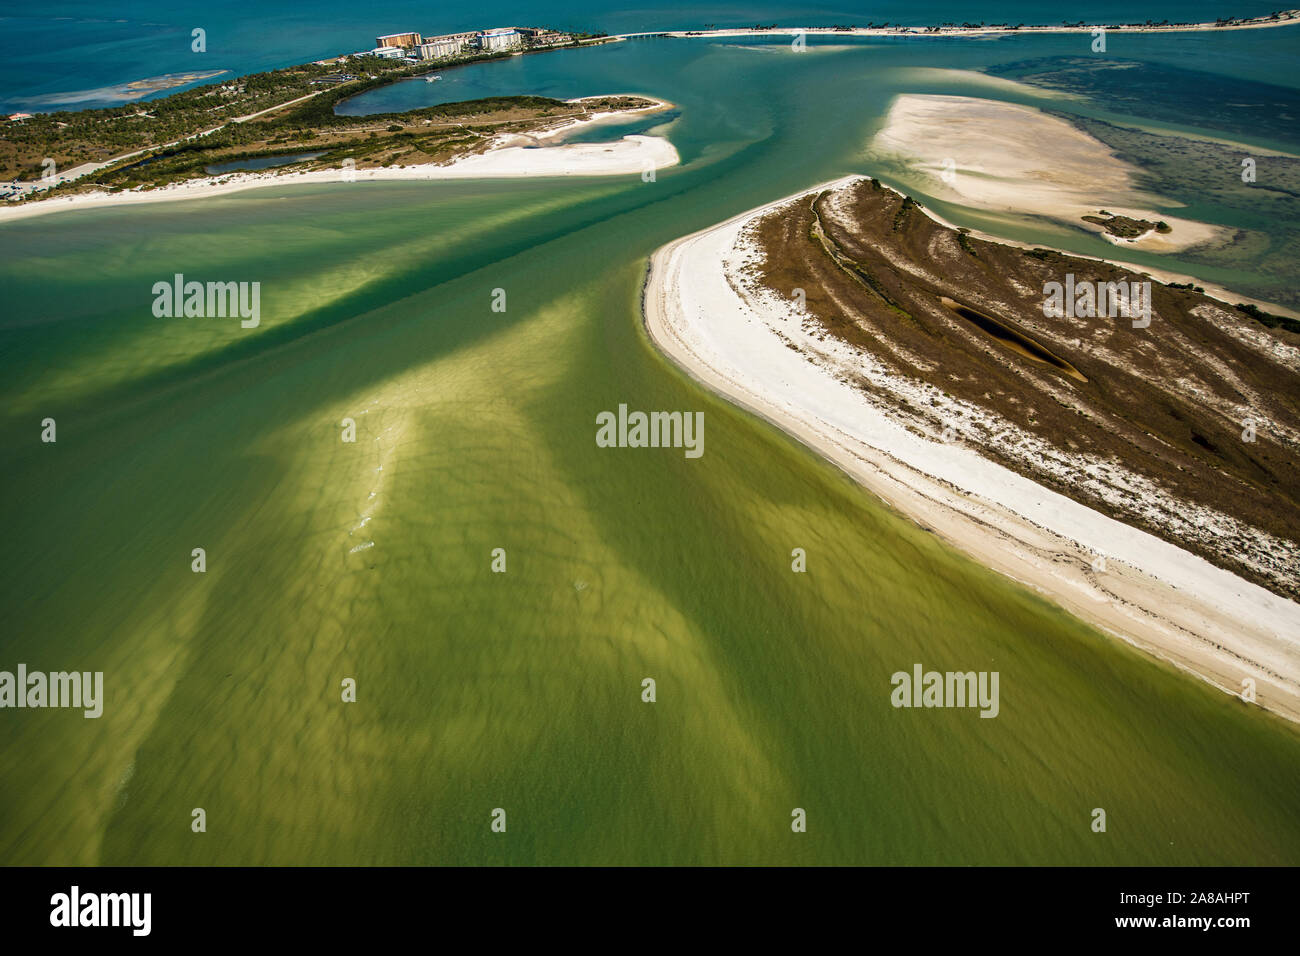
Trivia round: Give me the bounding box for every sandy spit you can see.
[643,176,1300,723]
[628,14,1300,39]
[0,98,679,224]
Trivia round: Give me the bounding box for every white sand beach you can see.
[643,177,1300,722]
[869,93,1224,253]
[0,97,679,224]
[623,12,1300,39]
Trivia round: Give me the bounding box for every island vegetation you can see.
[0,33,621,194]
[744,177,1300,596]
[1082,211,1172,238]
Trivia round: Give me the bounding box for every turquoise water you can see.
[2,25,1299,865]
[329,32,1300,304]
[2,2,1294,111]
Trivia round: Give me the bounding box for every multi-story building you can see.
[375,32,422,50]
[477,28,521,52]
[417,39,456,59]
[416,32,477,59]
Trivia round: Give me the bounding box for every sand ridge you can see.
[643,177,1300,723]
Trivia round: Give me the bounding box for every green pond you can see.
[2,33,1299,865]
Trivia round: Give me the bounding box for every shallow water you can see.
[5,1,1291,111]
[2,32,1298,864]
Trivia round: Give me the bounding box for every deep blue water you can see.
[1,1,1294,112]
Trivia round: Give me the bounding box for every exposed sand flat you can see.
[869,93,1222,252]
[644,177,1300,723]
[0,102,679,224]
[884,67,1081,100]
[420,133,676,178]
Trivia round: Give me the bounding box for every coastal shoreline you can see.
[870,94,1219,253]
[913,201,1300,321]
[868,92,1300,320]
[642,176,1300,724]
[620,11,1300,39]
[0,97,678,224]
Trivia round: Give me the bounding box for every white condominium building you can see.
[478,28,521,52]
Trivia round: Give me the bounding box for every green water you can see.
[3,35,1299,865]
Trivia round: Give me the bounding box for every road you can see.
[10,89,326,198]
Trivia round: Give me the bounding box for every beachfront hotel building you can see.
[478,28,522,52]
[417,39,459,59]
[375,31,422,50]
[368,26,554,61]
[417,32,478,59]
